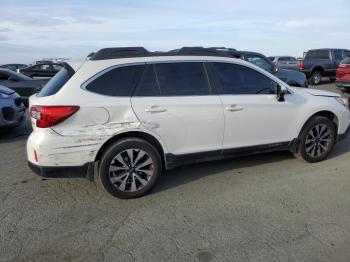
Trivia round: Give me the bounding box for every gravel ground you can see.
[1,82,350,262]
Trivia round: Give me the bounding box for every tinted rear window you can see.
[334,50,343,60]
[305,50,330,59]
[154,62,210,96]
[85,65,144,96]
[37,67,74,97]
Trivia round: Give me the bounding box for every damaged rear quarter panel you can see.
[47,101,143,163]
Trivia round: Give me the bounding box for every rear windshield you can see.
[37,66,74,97]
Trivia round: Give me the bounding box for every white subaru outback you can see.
[27,47,350,198]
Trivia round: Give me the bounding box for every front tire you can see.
[293,116,336,162]
[98,138,162,199]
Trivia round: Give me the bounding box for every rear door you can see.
[131,62,224,156]
[318,50,333,76]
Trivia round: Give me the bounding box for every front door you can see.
[207,62,300,150]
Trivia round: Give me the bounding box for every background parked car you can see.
[269,56,300,71]
[0,68,49,105]
[336,56,350,93]
[0,64,28,73]
[239,51,308,87]
[19,62,63,78]
[0,85,25,129]
[300,48,350,85]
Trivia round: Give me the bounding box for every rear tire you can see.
[97,138,162,199]
[293,116,336,162]
[309,71,322,85]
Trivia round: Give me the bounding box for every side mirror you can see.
[276,85,287,102]
[271,65,278,74]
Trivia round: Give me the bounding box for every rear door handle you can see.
[225,105,243,112]
[145,106,167,113]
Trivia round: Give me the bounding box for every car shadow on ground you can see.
[152,137,350,195]
[152,151,293,195]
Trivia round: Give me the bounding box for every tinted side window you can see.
[306,50,330,59]
[53,64,63,70]
[334,50,343,60]
[134,65,160,96]
[154,62,210,96]
[86,65,144,96]
[40,64,51,70]
[211,62,278,95]
[32,65,41,70]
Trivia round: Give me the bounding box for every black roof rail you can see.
[172,47,240,58]
[90,46,241,60]
[90,47,150,60]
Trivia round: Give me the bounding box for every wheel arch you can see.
[94,130,167,168]
[299,110,339,136]
[311,66,325,75]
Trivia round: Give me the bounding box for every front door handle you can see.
[145,106,167,113]
[225,105,243,112]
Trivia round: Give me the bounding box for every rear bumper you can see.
[28,161,94,179]
[335,80,350,88]
[26,128,102,166]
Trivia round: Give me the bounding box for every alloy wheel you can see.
[313,74,321,85]
[305,123,332,158]
[109,149,154,192]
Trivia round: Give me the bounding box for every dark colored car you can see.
[336,56,350,93]
[0,85,25,128]
[240,51,308,87]
[0,64,28,72]
[0,68,49,105]
[19,63,63,78]
[300,48,350,85]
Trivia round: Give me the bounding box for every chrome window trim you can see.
[80,58,293,96]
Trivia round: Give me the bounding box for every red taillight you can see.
[30,105,80,128]
[299,62,304,70]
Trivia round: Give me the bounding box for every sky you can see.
[0,0,349,64]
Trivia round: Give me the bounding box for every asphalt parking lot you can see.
[1,81,350,262]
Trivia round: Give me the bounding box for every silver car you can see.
[269,56,300,71]
[0,85,25,128]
